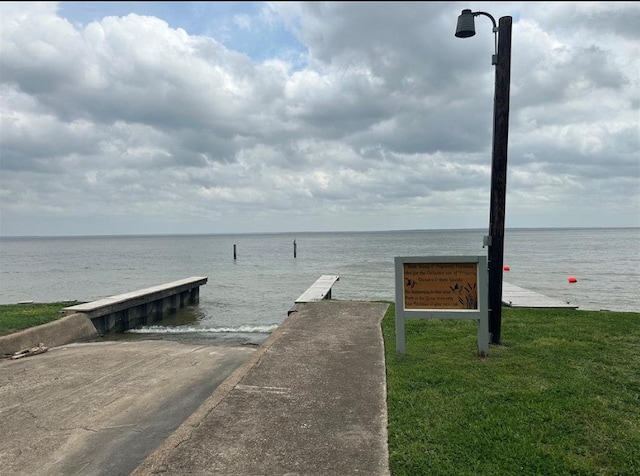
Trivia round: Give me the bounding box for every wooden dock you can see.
[502,282,578,309]
[288,275,340,315]
[295,275,340,303]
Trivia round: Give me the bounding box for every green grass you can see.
[382,304,640,476]
[0,302,75,336]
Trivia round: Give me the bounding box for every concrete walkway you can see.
[132,300,391,476]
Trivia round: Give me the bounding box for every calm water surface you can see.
[1,228,638,338]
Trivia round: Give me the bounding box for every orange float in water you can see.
[503,265,510,271]
[568,276,577,283]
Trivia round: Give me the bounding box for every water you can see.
[1,228,638,339]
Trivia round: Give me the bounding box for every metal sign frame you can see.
[394,255,489,357]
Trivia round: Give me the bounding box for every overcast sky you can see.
[1,2,638,236]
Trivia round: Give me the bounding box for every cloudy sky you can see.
[1,2,638,236]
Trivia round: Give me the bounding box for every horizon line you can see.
[1,225,637,240]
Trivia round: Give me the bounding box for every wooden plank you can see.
[11,344,48,359]
[502,282,578,309]
[295,275,340,303]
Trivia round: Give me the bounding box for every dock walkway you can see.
[294,274,340,303]
[502,282,578,309]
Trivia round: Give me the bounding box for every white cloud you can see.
[0,1,638,236]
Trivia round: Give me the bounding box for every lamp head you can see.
[455,9,476,38]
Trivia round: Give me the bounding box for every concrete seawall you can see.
[0,313,99,357]
[61,277,208,335]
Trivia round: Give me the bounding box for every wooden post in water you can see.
[293,239,297,258]
[233,244,237,260]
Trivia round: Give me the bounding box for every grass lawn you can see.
[0,302,76,336]
[382,304,640,476]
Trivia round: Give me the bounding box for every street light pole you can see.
[456,10,513,345]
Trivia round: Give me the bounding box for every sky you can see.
[1,1,639,236]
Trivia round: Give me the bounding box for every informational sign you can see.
[395,256,488,357]
[403,262,478,310]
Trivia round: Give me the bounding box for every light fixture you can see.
[455,9,476,38]
[456,9,498,65]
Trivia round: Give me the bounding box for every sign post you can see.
[394,255,489,357]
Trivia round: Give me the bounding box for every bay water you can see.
[1,228,638,340]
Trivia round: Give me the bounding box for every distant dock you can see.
[502,282,578,309]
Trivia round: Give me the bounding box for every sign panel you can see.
[403,262,478,310]
[394,256,489,357]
